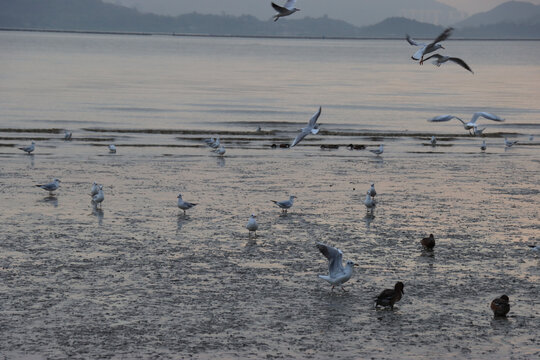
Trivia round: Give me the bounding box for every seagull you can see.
[481,140,487,151]
[368,183,377,197]
[406,28,453,63]
[246,214,258,236]
[271,195,296,213]
[504,137,518,147]
[92,185,104,208]
[369,144,384,156]
[529,135,534,141]
[528,245,539,252]
[19,141,35,154]
[422,53,474,74]
[108,144,116,153]
[427,112,504,134]
[177,193,197,215]
[430,136,437,146]
[421,234,435,250]
[36,178,60,195]
[271,0,300,22]
[64,130,72,140]
[364,192,375,212]
[316,243,357,292]
[490,295,510,317]
[209,137,220,149]
[214,145,226,156]
[204,137,215,145]
[291,106,322,148]
[90,182,99,196]
[375,282,405,310]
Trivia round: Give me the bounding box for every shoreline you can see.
[1,27,539,41]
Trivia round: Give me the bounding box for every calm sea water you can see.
[0,31,538,359]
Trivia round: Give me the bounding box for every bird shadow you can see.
[39,195,58,207]
[216,157,226,167]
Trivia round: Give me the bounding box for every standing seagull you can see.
[271,0,300,22]
[364,192,375,212]
[64,130,73,141]
[90,182,99,196]
[428,112,504,134]
[271,195,296,213]
[291,106,322,147]
[246,214,258,236]
[36,178,60,195]
[177,193,197,215]
[19,141,35,154]
[422,54,474,74]
[316,243,357,292]
[369,144,384,156]
[504,137,518,147]
[92,185,104,208]
[108,144,116,153]
[368,183,377,197]
[406,28,453,63]
[430,136,437,146]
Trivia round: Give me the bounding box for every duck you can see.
[421,234,435,250]
[490,295,510,317]
[375,282,404,309]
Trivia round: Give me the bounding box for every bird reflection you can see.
[92,205,104,226]
[364,213,375,228]
[27,154,35,168]
[40,195,58,207]
[216,156,226,167]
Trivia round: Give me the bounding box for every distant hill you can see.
[454,1,540,28]
[1,0,539,38]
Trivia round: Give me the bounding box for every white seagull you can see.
[92,185,104,208]
[108,144,116,153]
[422,54,474,74]
[364,192,375,212]
[291,106,322,147]
[209,137,220,149]
[427,112,504,135]
[271,195,296,213]
[504,137,518,147]
[430,136,437,146]
[316,243,357,292]
[480,140,487,151]
[246,214,258,236]
[368,183,377,197]
[36,178,60,195]
[19,141,35,154]
[214,145,226,156]
[369,144,384,156]
[529,245,539,252]
[177,193,197,215]
[64,130,72,140]
[90,182,99,196]
[271,0,300,22]
[406,28,453,63]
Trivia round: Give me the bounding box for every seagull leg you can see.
[331,286,335,292]
[341,286,349,293]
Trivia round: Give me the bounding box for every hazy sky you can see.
[108,0,540,16]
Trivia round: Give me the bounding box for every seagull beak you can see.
[354,263,359,267]
[441,46,445,50]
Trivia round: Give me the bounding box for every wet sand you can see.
[0,134,538,359]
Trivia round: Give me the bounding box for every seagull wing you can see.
[291,128,309,147]
[271,2,287,13]
[422,53,443,63]
[406,34,422,46]
[471,112,504,124]
[316,243,344,277]
[448,57,474,73]
[283,0,297,10]
[428,114,465,125]
[308,106,322,128]
[429,27,453,46]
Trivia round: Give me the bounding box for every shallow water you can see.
[0,31,539,359]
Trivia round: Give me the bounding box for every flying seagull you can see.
[422,54,474,74]
[271,0,300,22]
[428,112,504,135]
[406,28,453,63]
[316,243,357,292]
[291,106,322,147]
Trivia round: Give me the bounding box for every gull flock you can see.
[15,1,535,317]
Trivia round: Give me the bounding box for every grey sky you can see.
[105,0,540,27]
